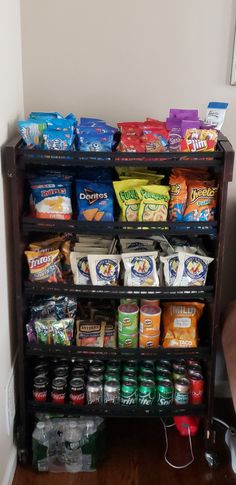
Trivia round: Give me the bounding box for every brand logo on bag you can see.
[41,188,66,197]
[132,256,153,277]
[80,188,108,205]
[185,256,207,280]
[96,259,118,281]
[170,183,181,195]
[30,255,52,269]
[190,187,217,203]
[78,257,90,276]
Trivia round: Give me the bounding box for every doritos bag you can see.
[76,180,114,221]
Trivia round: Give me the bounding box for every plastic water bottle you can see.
[32,421,49,472]
[82,419,96,471]
[64,421,83,472]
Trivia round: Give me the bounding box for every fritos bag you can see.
[162,302,204,348]
[25,249,63,282]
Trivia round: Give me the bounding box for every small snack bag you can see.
[160,254,179,286]
[76,320,105,347]
[168,176,187,221]
[70,252,91,285]
[88,254,121,286]
[25,249,63,282]
[76,180,114,221]
[162,302,204,348]
[122,251,159,287]
[29,177,72,220]
[137,185,170,221]
[174,252,213,287]
[113,179,148,221]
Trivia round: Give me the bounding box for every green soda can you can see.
[107,361,121,370]
[156,369,172,382]
[138,370,154,382]
[156,360,172,371]
[104,371,120,382]
[120,380,138,405]
[156,379,173,406]
[140,362,155,372]
[139,380,156,405]
[122,371,138,383]
[124,360,138,370]
[106,364,120,374]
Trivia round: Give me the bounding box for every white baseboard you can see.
[2,445,17,485]
[215,379,232,398]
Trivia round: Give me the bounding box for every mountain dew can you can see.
[120,380,138,405]
[156,379,173,406]
[139,380,155,405]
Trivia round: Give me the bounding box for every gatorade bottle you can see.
[64,421,83,472]
[32,421,49,472]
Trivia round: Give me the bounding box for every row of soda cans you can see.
[32,357,204,407]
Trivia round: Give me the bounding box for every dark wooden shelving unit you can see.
[3,133,234,465]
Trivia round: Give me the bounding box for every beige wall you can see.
[0,0,23,483]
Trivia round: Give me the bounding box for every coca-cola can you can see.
[189,372,204,405]
[51,377,67,404]
[33,376,48,402]
[69,378,85,405]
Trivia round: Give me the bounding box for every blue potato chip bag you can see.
[79,132,114,151]
[29,112,63,119]
[43,129,74,150]
[18,120,46,147]
[76,180,114,221]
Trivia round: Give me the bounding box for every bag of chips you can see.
[76,320,105,347]
[160,254,179,286]
[34,318,54,344]
[70,252,91,285]
[76,180,114,221]
[174,251,213,286]
[25,249,63,282]
[162,302,205,348]
[113,179,148,221]
[137,185,170,222]
[29,235,72,276]
[183,181,218,221]
[51,318,74,345]
[122,251,159,286]
[168,176,187,221]
[29,177,72,220]
[103,322,116,348]
[88,254,121,286]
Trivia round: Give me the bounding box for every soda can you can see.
[34,363,49,377]
[54,367,69,380]
[158,360,172,370]
[87,373,103,384]
[104,371,120,382]
[139,370,154,382]
[120,380,138,405]
[89,364,105,374]
[51,377,67,404]
[173,366,187,382]
[172,360,186,369]
[156,369,172,382]
[139,380,155,405]
[124,360,138,370]
[187,360,201,367]
[104,380,120,404]
[188,364,202,375]
[189,372,204,405]
[33,376,48,402]
[86,381,103,404]
[91,360,104,367]
[122,371,138,383]
[71,367,85,379]
[156,379,173,406]
[106,364,120,374]
[69,378,85,405]
[140,362,155,373]
[174,378,189,406]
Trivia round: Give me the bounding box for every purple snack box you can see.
[169,109,199,120]
[166,117,182,130]
[181,120,200,137]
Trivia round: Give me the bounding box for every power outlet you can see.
[5,368,16,436]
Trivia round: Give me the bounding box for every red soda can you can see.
[51,377,67,404]
[189,372,204,405]
[69,378,85,405]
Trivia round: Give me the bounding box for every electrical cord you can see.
[160,418,194,469]
[213,417,230,429]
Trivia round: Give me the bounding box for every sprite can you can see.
[122,371,138,383]
[157,360,172,370]
[140,361,155,371]
[156,369,172,383]
[121,380,138,405]
[104,371,120,382]
[123,360,138,370]
[156,379,173,406]
[138,370,154,382]
[139,380,155,405]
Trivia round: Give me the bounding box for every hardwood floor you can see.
[13,399,236,485]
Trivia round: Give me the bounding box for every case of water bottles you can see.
[32,415,106,473]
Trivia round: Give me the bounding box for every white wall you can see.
[0,0,24,483]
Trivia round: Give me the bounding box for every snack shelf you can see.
[24,281,214,300]
[27,400,206,418]
[22,217,218,237]
[25,343,210,360]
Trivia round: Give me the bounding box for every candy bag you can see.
[70,252,91,285]
[76,320,105,347]
[29,176,72,220]
[174,251,213,287]
[162,301,204,348]
[183,181,218,221]
[113,179,148,221]
[25,249,63,282]
[122,251,159,287]
[137,185,170,222]
[168,175,187,221]
[51,318,74,345]
[76,180,114,221]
